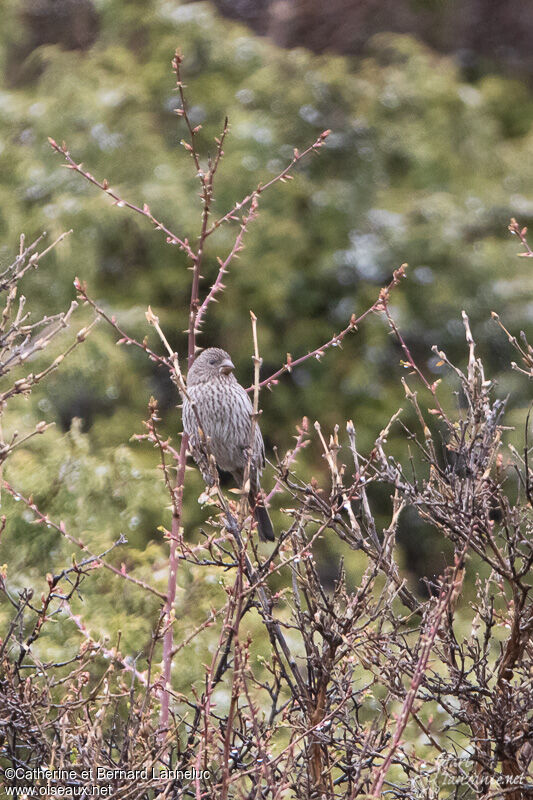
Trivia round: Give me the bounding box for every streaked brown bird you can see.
[182,347,275,542]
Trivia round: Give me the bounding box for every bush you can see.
[1,52,532,799]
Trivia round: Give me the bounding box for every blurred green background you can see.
[1,0,532,658]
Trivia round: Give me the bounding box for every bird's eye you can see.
[208,358,217,365]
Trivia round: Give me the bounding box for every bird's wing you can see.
[182,394,213,486]
[255,423,266,471]
[226,383,265,483]
[235,383,266,470]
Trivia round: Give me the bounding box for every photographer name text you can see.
[5,766,210,782]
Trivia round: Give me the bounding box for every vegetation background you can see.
[0,0,532,684]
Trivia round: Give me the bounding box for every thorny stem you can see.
[369,549,468,797]
[159,436,187,734]
[194,195,259,337]
[380,283,449,425]
[254,265,406,391]
[48,138,196,260]
[240,310,261,526]
[204,130,331,237]
[2,482,165,600]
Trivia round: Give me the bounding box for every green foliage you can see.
[0,0,532,665]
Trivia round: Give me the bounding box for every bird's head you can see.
[187,348,235,386]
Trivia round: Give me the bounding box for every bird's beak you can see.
[219,358,235,375]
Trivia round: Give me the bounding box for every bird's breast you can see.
[187,380,254,473]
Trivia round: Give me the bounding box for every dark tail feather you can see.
[254,504,275,542]
[249,489,275,542]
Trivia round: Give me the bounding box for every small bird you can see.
[182,347,275,542]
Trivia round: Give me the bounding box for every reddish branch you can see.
[204,129,331,237]
[194,194,259,337]
[255,265,407,391]
[2,481,166,600]
[48,138,196,260]
[369,553,467,797]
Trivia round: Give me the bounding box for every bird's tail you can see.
[249,489,275,542]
